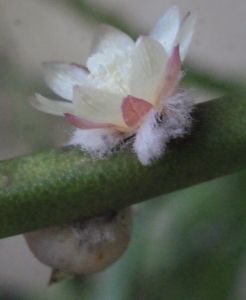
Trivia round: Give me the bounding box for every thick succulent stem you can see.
[0,93,246,239]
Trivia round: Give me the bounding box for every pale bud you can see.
[24,207,132,284]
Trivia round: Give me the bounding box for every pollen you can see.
[87,48,131,95]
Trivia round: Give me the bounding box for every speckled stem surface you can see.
[1,93,246,239]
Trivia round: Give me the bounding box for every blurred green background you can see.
[1,0,246,299]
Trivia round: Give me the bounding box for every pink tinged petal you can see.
[29,94,74,116]
[72,85,127,127]
[175,12,196,61]
[42,62,90,101]
[149,5,180,55]
[90,24,134,55]
[64,113,116,130]
[121,95,153,127]
[129,36,169,105]
[156,45,181,105]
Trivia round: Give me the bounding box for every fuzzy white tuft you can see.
[133,109,169,165]
[69,127,125,159]
[134,90,193,165]
[160,89,194,138]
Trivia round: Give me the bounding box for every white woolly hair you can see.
[68,89,194,165]
[134,89,194,165]
[68,127,127,159]
[133,109,169,166]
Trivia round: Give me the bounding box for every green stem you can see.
[1,93,246,239]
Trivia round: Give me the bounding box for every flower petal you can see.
[72,85,126,127]
[149,5,180,55]
[29,94,74,116]
[121,95,153,127]
[156,45,181,105]
[90,24,134,55]
[42,62,90,100]
[129,36,168,105]
[64,113,116,130]
[175,12,196,61]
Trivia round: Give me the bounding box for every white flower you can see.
[30,5,196,165]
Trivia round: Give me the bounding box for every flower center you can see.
[87,47,132,95]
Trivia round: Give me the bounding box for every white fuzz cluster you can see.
[29,5,196,165]
[24,208,132,283]
[134,90,193,165]
[69,127,124,159]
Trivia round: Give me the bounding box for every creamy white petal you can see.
[42,62,90,101]
[73,85,126,127]
[175,12,196,61]
[129,36,168,105]
[149,5,180,55]
[90,24,134,55]
[30,94,74,116]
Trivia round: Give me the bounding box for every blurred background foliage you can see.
[1,0,246,299]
